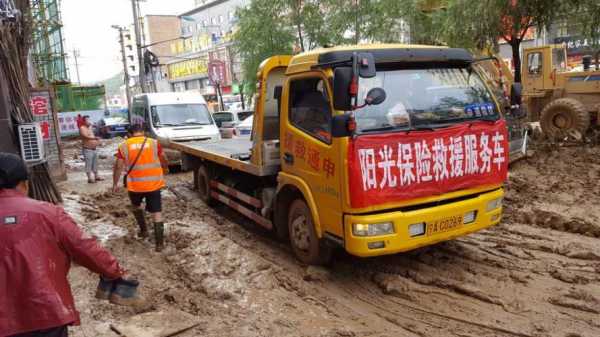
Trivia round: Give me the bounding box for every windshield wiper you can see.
[445,115,500,123]
[360,125,397,133]
[180,122,210,125]
[156,123,177,127]
[410,125,437,131]
[360,124,438,133]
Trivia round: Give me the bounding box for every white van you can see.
[131,92,221,164]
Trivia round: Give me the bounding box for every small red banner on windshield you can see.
[347,120,509,208]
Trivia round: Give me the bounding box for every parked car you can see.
[233,115,253,138]
[96,113,129,138]
[213,110,253,138]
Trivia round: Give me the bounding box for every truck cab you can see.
[175,44,510,265]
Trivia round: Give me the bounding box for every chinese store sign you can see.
[29,92,52,140]
[30,95,50,116]
[167,57,208,80]
[58,114,79,133]
[348,120,509,208]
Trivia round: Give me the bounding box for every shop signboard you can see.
[554,36,600,56]
[208,60,226,85]
[168,57,208,80]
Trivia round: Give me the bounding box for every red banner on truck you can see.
[348,120,509,208]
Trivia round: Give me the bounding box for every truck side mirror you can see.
[331,113,354,138]
[150,110,159,126]
[357,52,376,78]
[365,87,386,105]
[333,67,353,111]
[510,83,522,106]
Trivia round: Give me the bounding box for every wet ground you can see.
[58,138,600,337]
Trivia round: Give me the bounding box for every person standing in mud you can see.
[0,153,132,337]
[79,115,104,184]
[112,123,169,252]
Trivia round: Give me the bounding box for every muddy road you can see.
[58,139,600,337]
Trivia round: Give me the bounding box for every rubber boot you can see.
[109,278,140,306]
[95,276,115,300]
[154,222,164,252]
[132,209,148,238]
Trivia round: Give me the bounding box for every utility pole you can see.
[72,49,81,84]
[131,0,147,92]
[112,26,132,116]
[226,45,245,109]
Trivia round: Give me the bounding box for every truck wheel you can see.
[540,98,589,140]
[288,199,332,265]
[197,165,215,206]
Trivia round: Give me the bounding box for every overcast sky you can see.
[61,0,194,84]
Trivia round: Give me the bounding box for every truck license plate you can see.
[427,215,463,236]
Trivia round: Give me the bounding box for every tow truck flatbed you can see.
[170,138,279,177]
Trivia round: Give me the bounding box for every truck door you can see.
[281,72,343,237]
[523,49,546,92]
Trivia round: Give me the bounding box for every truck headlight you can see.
[352,222,394,237]
[486,197,503,212]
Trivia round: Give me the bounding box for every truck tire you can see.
[196,165,215,206]
[288,199,332,265]
[540,98,590,139]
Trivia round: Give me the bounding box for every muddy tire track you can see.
[61,143,600,337]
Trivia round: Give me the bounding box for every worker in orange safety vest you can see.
[112,124,169,252]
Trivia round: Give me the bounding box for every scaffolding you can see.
[30,0,69,84]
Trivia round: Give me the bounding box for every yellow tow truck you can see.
[171,44,515,265]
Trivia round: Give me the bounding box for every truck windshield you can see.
[212,112,234,127]
[552,48,567,71]
[151,104,212,127]
[354,67,499,133]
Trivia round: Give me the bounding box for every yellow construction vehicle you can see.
[473,53,529,161]
[521,44,600,138]
[171,44,516,264]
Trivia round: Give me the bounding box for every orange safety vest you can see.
[119,136,165,193]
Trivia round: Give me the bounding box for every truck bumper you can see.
[343,188,504,257]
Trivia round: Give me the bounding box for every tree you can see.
[398,0,446,45]
[232,0,295,94]
[440,0,600,83]
[568,1,600,47]
[233,0,450,94]
[320,0,413,45]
